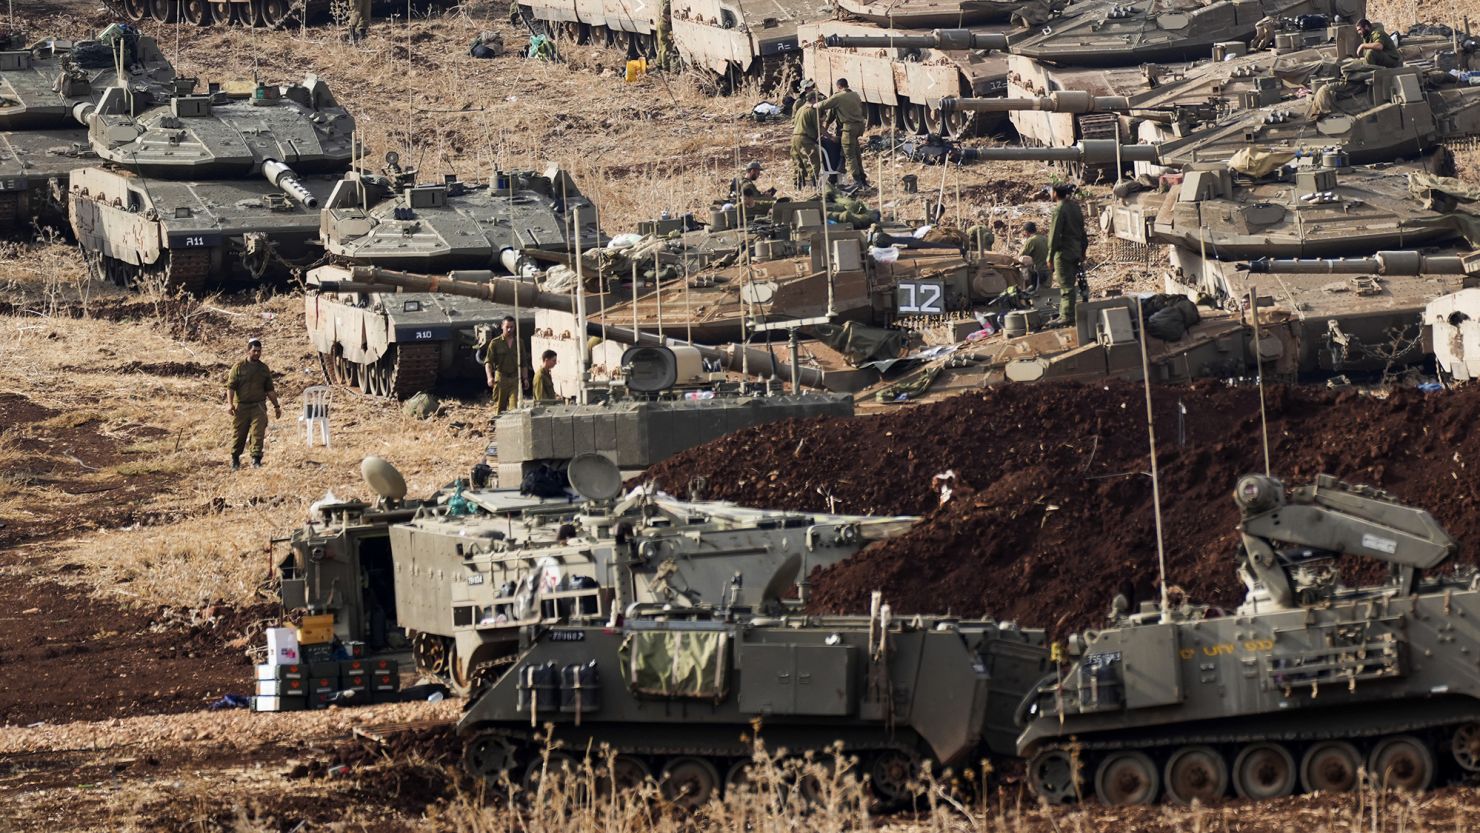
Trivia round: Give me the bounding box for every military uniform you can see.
[817,89,868,185]
[484,336,521,414]
[533,367,557,402]
[1020,234,1049,274]
[965,225,995,253]
[226,358,274,462]
[1361,26,1402,67]
[347,0,371,37]
[1047,198,1086,323]
[656,0,676,70]
[731,177,774,214]
[791,102,821,188]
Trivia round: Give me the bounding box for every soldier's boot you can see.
[252,455,263,468]
[231,454,240,471]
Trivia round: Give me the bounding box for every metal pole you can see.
[1250,288,1271,476]
[1136,297,1171,621]
[788,327,801,393]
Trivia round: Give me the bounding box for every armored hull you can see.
[69,167,335,293]
[458,612,1048,800]
[833,0,1027,27]
[0,128,95,231]
[0,28,176,130]
[1020,474,1480,805]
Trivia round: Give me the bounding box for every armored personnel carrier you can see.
[68,75,355,292]
[0,25,179,231]
[1010,0,1362,66]
[458,608,1049,799]
[1019,473,1478,805]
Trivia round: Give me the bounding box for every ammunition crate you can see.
[296,614,335,646]
[255,663,304,682]
[252,695,306,712]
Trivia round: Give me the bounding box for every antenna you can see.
[1249,287,1272,475]
[1136,297,1171,621]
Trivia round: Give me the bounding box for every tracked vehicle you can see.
[68,75,355,292]
[1020,474,1480,805]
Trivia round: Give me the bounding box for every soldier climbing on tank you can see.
[1019,221,1049,288]
[225,337,282,470]
[346,0,371,43]
[532,349,558,402]
[1355,19,1402,67]
[1045,184,1086,328]
[483,316,522,415]
[729,161,776,215]
[791,84,822,189]
[815,78,869,191]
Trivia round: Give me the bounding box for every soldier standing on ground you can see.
[1046,184,1086,327]
[532,350,558,402]
[791,85,821,189]
[225,337,282,470]
[346,0,371,42]
[484,316,522,415]
[815,78,869,190]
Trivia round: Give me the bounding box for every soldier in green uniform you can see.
[1046,184,1086,327]
[730,161,776,215]
[791,87,821,189]
[656,0,676,70]
[532,350,559,402]
[225,337,282,470]
[1355,19,1402,68]
[347,0,371,42]
[483,316,522,415]
[815,78,869,189]
[1019,220,1049,284]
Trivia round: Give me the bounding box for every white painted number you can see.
[897,281,944,315]
[183,236,206,247]
[413,330,433,340]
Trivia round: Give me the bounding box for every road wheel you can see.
[1232,742,1296,799]
[942,106,976,138]
[1368,736,1434,791]
[524,750,582,791]
[1164,745,1228,805]
[1451,723,1480,772]
[868,749,920,804]
[1027,748,1080,805]
[602,755,651,792]
[207,0,233,23]
[463,733,519,781]
[260,0,292,26]
[1094,751,1159,806]
[147,0,178,21]
[410,631,449,675]
[122,0,150,20]
[901,103,927,135]
[181,0,210,24]
[235,0,262,25]
[1300,741,1362,794]
[660,757,720,808]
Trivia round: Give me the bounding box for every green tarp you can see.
[621,629,730,700]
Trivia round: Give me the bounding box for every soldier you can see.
[1355,19,1402,68]
[965,214,995,253]
[1046,184,1086,327]
[346,0,371,43]
[1019,220,1049,281]
[815,78,869,190]
[791,86,821,189]
[656,0,676,70]
[1251,15,1277,50]
[483,315,522,415]
[224,337,282,470]
[729,161,776,214]
[533,349,558,402]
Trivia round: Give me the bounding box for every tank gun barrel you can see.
[969,139,1160,164]
[941,93,1131,114]
[263,159,319,208]
[822,28,1009,51]
[310,265,831,388]
[1240,251,1469,276]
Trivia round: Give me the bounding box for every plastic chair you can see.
[300,385,331,447]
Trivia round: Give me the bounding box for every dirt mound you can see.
[647,381,1480,635]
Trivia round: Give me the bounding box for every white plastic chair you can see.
[300,385,331,447]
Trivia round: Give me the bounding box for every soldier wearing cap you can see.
[225,337,282,470]
[730,160,776,214]
[815,78,869,189]
[791,83,822,189]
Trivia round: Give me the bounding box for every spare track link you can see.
[390,342,441,399]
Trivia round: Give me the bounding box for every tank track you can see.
[106,0,330,28]
[163,249,212,296]
[0,193,18,232]
[322,343,440,399]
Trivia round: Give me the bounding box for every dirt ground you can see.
[5,0,1480,829]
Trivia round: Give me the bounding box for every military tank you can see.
[1011,0,1363,66]
[805,24,1016,136]
[104,0,331,28]
[67,75,355,292]
[833,0,1032,27]
[1019,473,1480,805]
[458,608,1049,799]
[0,24,179,231]
[516,0,823,92]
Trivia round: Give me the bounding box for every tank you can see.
[833,0,1031,27]
[1011,0,1363,66]
[804,23,1016,136]
[0,24,179,230]
[515,0,824,92]
[67,75,356,292]
[103,0,333,28]
[1106,158,1476,259]
[1018,473,1478,805]
[457,609,1049,799]
[321,159,602,272]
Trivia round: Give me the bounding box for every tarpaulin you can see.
[621,629,730,699]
